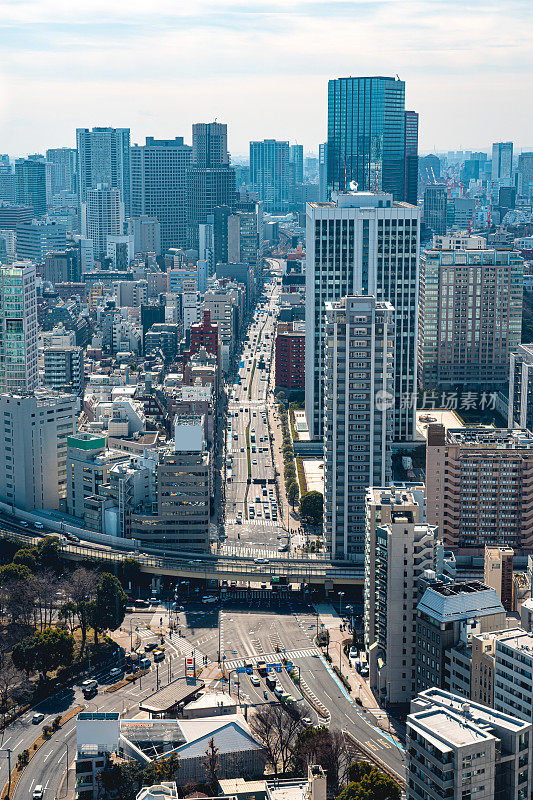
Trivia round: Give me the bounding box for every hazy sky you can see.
[1,0,531,158]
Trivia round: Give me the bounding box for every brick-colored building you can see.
[275,321,305,390]
[426,424,533,554]
[184,309,220,366]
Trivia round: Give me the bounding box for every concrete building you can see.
[202,289,239,371]
[423,184,447,234]
[130,137,192,252]
[323,296,395,559]
[82,186,124,260]
[192,122,229,168]
[484,546,514,612]
[0,390,77,511]
[0,204,33,230]
[66,433,126,519]
[415,581,506,693]
[471,632,497,707]
[492,142,514,187]
[144,324,181,360]
[494,628,533,724]
[426,425,533,553]
[106,233,134,269]
[44,249,81,284]
[43,345,84,394]
[0,262,38,393]
[508,344,533,430]
[130,416,210,552]
[305,190,420,443]
[227,203,264,271]
[407,688,532,800]
[249,139,290,213]
[128,215,161,256]
[15,156,50,217]
[16,220,67,263]
[46,147,77,195]
[419,241,523,389]
[115,280,148,308]
[76,127,131,216]
[274,321,305,391]
[364,487,436,704]
[187,167,236,249]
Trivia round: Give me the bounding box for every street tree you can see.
[88,573,127,643]
[292,727,348,791]
[203,737,220,793]
[12,627,74,680]
[287,481,300,508]
[299,491,324,525]
[67,568,99,656]
[336,762,401,800]
[253,704,303,775]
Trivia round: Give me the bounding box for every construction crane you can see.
[467,196,482,233]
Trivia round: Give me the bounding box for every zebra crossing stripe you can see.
[223,647,319,670]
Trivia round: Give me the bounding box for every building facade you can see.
[275,322,305,390]
[15,156,50,217]
[43,345,84,394]
[508,344,533,430]
[0,262,38,393]
[423,184,447,235]
[323,295,395,560]
[305,190,420,442]
[419,243,523,390]
[426,425,533,553]
[249,140,290,213]
[76,127,131,216]
[82,186,124,259]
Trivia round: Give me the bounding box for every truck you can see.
[266,674,277,691]
[257,660,267,676]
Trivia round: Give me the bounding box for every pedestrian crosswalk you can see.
[223,647,319,670]
[225,518,279,528]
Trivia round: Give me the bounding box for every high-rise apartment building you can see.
[517,153,533,200]
[227,201,264,271]
[249,140,290,213]
[323,296,394,560]
[419,239,523,389]
[305,190,420,442]
[192,122,229,168]
[492,141,514,186]
[484,546,514,612]
[0,262,38,393]
[44,249,82,284]
[81,186,124,259]
[426,425,533,553]
[43,345,84,394]
[327,76,417,202]
[275,321,305,391]
[76,127,131,215]
[15,156,50,217]
[0,390,77,511]
[423,184,447,235]
[130,137,192,253]
[188,310,220,364]
[508,344,533,430]
[46,148,77,195]
[127,215,161,256]
[407,688,532,800]
[364,487,436,704]
[494,629,533,725]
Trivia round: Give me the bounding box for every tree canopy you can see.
[299,490,324,525]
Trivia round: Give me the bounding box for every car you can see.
[240,447,245,452]
[32,713,45,724]
[361,665,369,677]
[278,544,289,553]
[33,786,44,800]
[34,522,44,530]
[109,667,122,679]
[252,460,257,465]
[202,595,217,603]
[235,517,242,524]
[250,675,260,686]
[349,647,358,659]
[66,533,80,543]
[302,717,313,727]
[134,599,150,607]
[18,520,29,527]
[144,642,157,652]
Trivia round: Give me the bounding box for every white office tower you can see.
[0,391,77,511]
[106,234,134,269]
[82,186,124,260]
[76,127,131,216]
[182,282,200,334]
[0,262,38,393]
[305,191,420,442]
[323,296,394,561]
[364,487,436,704]
[407,688,532,800]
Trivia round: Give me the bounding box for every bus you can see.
[82,680,98,699]
[257,660,267,676]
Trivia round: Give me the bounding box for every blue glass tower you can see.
[327,76,415,202]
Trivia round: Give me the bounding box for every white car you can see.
[202,595,217,604]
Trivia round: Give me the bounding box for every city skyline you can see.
[0,0,531,156]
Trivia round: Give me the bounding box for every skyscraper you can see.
[187,122,235,248]
[192,122,229,167]
[517,152,533,200]
[305,190,420,442]
[289,144,304,186]
[76,127,131,216]
[323,295,394,560]
[318,142,328,201]
[46,148,77,195]
[15,156,50,217]
[81,186,124,259]
[131,137,192,254]
[327,76,417,202]
[492,141,513,186]
[249,140,290,213]
[0,262,38,393]
[423,183,447,234]
[404,110,419,205]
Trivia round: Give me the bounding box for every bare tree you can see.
[253,704,304,775]
[32,570,59,631]
[67,568,99,656]
[203,737,220,793]
[2,578,36,626]
[0,657,21,727]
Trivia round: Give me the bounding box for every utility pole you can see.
[1,748,12,799]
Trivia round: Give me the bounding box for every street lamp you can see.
[338,591,345,618]
[0,748,12,799]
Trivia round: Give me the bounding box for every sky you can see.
[0,0,531,158]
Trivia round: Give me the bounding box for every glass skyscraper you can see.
[327,76,417,202]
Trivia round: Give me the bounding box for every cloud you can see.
[0,0,531,154]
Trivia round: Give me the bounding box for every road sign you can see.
[185,656,195,678]
[275,665,282,673]
[266,665,272,672]
[237,666,246,674]
[286,662,293,670]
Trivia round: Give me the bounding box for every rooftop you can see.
[493,627,533,655]
[409,707,493,748]
[446,427,533,449]
[414,688,531,734]
[139,677,205,714]
[417,581,505,622]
